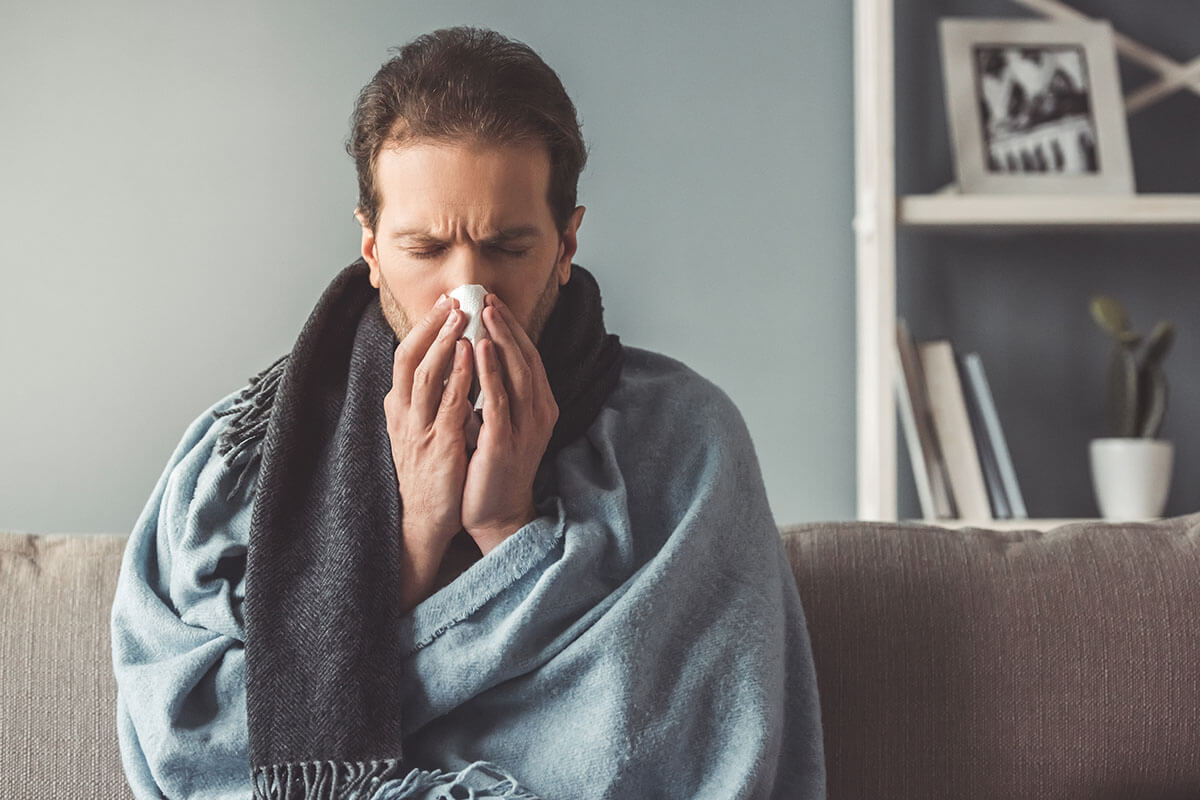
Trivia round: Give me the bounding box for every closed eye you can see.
[405,246,445,260]
[489,245,531,258]
[402,244,530,259]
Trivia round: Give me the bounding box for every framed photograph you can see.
[939,18,1134,194]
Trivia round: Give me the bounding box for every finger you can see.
[435,338,474,429]
[480,304,530,406]
[475,339,512,429]
[394,294,456,401]
[485,296,554,414]
[410,308,468,423]
[486,294,541,367]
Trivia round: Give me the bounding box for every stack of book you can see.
[894,319,1027,521]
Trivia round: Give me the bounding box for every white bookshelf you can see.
[853,0,1200,523]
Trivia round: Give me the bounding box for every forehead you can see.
[373,139,553,229]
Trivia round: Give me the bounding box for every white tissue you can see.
[449,284,488,347]
[449,284,488,411]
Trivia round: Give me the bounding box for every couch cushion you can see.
[781,514,1200,800]
[0,532,132,798]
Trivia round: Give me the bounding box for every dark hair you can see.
[347,27,587,233]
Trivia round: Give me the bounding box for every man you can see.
[112,27,825,800]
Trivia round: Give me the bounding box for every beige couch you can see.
[4,516,1200,798]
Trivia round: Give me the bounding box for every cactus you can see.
[1089,295,1174,438]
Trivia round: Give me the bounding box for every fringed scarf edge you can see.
[251,759,404,800]
[212,353,289,502]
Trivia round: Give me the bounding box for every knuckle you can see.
[412,364,435,388]
[508,364,530,385]
[385,390,409,418]
[423,307,444,329]
[395,341,420,368]
[440,386,463,408]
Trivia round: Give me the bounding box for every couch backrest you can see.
[782,515,1200,800]
[0,532,131,798]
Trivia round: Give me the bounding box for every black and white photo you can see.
[940,19,1134,194]
[976,45,1098,174]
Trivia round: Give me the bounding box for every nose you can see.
[444,244,491,291]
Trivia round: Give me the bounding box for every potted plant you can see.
[1088,294,1175,520]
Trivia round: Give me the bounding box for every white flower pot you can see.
[1089,438,1173,521]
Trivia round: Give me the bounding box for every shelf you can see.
[854,0,1200,523]
[915,518,1094,531]
[899,193,1200,231]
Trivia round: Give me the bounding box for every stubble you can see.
[377,264,562,349]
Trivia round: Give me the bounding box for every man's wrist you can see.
[399,524,455,612]
[467,505,537,555]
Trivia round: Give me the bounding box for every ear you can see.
[354,207,382,289]
[554,205,585,287]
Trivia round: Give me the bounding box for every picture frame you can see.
[938,18,1135,194]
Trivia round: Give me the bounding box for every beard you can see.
[378,265,562,349]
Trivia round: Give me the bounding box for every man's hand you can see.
[461,295,559,553]
[385,294,474,610]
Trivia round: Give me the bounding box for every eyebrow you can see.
[390,225,541,244]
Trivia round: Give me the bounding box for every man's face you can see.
[357,139,584,344]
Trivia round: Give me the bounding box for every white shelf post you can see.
[854,0,897,520]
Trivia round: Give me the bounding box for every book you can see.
[894,320,954,519]
[958,352,1011,519]
[918,340,992,521]
[959,352,1028,519]
[894,356,936,518]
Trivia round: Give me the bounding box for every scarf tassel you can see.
[252,759,404,800]
[213,353,289,502]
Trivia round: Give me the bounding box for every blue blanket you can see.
[111,347,826,799]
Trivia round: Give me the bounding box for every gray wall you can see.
[895,0,1200,518]
[0,1,856,533]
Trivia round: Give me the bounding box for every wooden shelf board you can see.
[899,193,1200,230]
